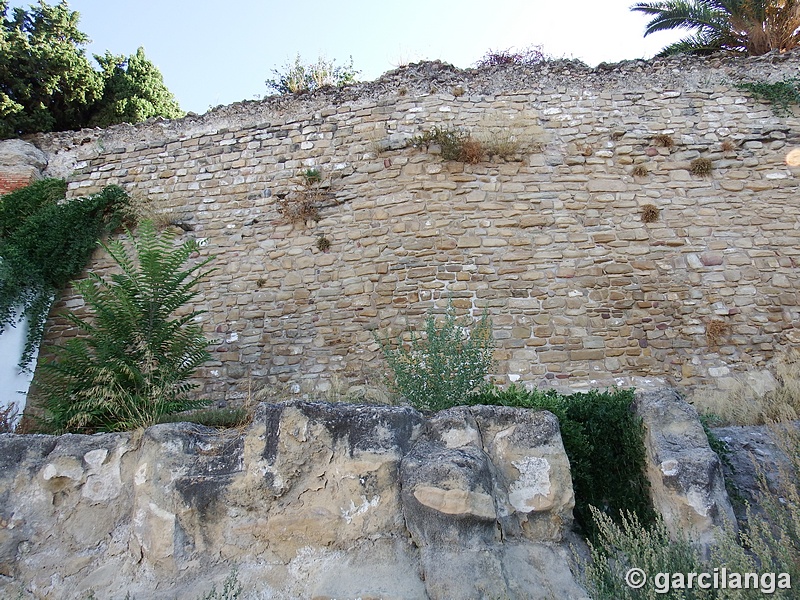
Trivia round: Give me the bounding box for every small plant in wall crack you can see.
[640,204,660,223]
[411,125,483,163]
[631,164,649,177]
[690,157,713,177]
[706,319,730,346]
[315,234,332,252]
[277,168,332,225]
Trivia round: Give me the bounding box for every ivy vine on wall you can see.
[0,179,132,368]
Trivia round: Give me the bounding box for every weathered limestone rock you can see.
[635,389,736,547]
[0,401,588,599]
[0,139,46,194]
[712,422,800,524]
[400,405,581,600]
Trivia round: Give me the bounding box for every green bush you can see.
[265,53,359,94]
[0,180,131,367]
[468,385,655,539]
[38,221,214,433]
[411,126,475,161]
[377,304,495,411]
[582,424,800,599]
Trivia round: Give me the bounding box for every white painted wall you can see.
[0,316,37,427]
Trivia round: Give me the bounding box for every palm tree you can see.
[631,0,800,56]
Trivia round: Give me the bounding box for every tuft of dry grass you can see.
[653,133,674,148]
[690,157,713,177]
[721,139,736,153]
[632,164,649,177]
[640,204,660,223]
[277,168,329,225]
[481,131,521,159]
[693,349,800,426]
[459,138,484,164]
[706,319,730,346]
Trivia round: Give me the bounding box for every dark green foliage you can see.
[0,180,130,367]
[737,78,800,116]
[0,0,103,137]
[377,304,495,411]
[90,47,184,127]
[266,53,359,94]
[467,385,655,539]
[38,221,214,433]
[0,2,182,137]
[0,178,65,238]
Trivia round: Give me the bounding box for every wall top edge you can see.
[24,49,800,157]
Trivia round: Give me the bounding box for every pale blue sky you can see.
[10,0,683,115]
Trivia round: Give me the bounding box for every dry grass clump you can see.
[482,131,521,159]
[459,138,484,164]
[632,164,649,177]
[721,139,737,152]
[693,349,800,426]
[277,168,328,224]
[0,403,19,433]
[690,157,713,177]
[706,319,730,346]
[640,204,660,223]
[653,133,674,148]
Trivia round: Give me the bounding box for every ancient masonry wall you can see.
[27,52,800,403]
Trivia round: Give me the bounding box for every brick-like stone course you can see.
[26,51,800,403]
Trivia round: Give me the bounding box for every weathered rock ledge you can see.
[0,390,733,599]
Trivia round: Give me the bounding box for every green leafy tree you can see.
[266,53,360,94]
[38,221,214,433]
[631,0,800,56]
[91,47,184,127]
[0,180,131,368]
[0,2,183,137]
[0,0,103,137]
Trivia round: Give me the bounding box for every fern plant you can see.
[38,221,215,433]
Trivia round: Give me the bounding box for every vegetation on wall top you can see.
[0,178,131,368]
[265,53,360,95]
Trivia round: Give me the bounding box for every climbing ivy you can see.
[737,78,800,116]
[0,179,131,368]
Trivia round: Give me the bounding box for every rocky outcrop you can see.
[712,421,800,524]
[0,139,46,195]
[0,402,587,600]
[635,389,737,548]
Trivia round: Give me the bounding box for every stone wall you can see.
[24,51,800,403]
